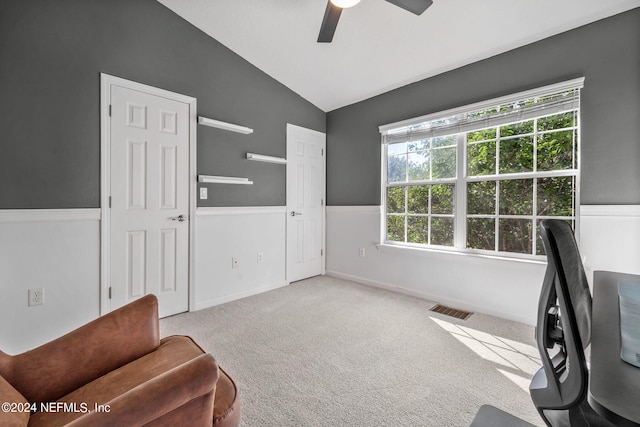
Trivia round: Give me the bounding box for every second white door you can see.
[286,124,326,283]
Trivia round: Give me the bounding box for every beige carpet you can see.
[160,275,544,426]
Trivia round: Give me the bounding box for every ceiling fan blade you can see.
[385,0,433,15]
[317,1,342,43]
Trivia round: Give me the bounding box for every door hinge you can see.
[321,198,324,206]
[108,196,112,208]
[321,249,323,256]
[108,287,112,299]
[321,148,324,156]
[108,104,112,117]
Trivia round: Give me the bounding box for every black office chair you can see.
[529,219,615,427]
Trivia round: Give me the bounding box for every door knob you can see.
[169,214,187,222]
[290,211,302,217]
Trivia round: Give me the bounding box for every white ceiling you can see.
[158,0,640,112]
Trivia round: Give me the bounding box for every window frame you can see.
[379,78,584,261]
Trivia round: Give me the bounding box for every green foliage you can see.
[408,186,429,214]
[499,219,532,254]
[387,215,404,242]
[499,136,533,174]
[387,186,405,213]
[537,177,574,216]
[467,181,495,215]
[499,179,533,215]
[431,217,454,246]
[431,184,454,214]
[467,218,495,250]
[537,130,575,171]
[467,141,496,176]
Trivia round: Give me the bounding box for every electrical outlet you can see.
[199,187,208,200]
[257,252,264,263]
[359,248,366,257]
[232,257,239,269]
[28,288,44,306]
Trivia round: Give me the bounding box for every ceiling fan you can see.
[318,0,433,43]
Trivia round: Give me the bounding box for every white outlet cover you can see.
[28,288,44,306]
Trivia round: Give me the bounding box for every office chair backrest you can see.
[532,219,590,410]
[542,219,592,348]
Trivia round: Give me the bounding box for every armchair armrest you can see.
[0,375,29,427]
[49,354,219,427]
[0,295,160,403]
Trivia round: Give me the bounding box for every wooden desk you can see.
[589,271,640,426]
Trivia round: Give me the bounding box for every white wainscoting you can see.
[0,209,101,354]
[194,207,288,311]
[326,206,546,325]
[580,205,640,279]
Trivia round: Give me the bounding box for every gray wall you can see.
[0,0,325,208]
[326,8,640,206]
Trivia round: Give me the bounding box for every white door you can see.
[109,84,190,318]
[286,124,326,283]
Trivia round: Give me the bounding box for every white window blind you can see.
[380,78,584,144]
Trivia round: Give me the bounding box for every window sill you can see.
[377,242,547,265]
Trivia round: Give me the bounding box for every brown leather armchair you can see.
[0,295,240,427]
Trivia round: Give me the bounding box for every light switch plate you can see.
[200,187,208,200]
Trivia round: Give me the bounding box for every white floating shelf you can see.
[198,175,253,185]
[246,153,287,164]
[197,116,253,135]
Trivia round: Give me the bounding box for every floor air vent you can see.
[430,304,473,320]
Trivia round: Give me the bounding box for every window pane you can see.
[431,217,454,246]
[467,218,495,250]
[432,135,456,148]
[408,139,429,152]
[388,142,406,156]
[387,215,405,242]
[387,186,405,214]
[408,186,429,214]
[388,154,407,182]
[499,219,532,254]
[500,120,534,137]
[499,179,533,215]
[408,152,430,181]
[537,111,576,132]
[467,181,496,215]
[537,177,574,216]
[537,130,575,171]
[432,146,456,179]
[467,141,496,176]
[407,216,428,244]
[431,184,454,214]
[467,128,496,143]
[499,136,534,174]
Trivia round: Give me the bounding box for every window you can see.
[380,79,583,258]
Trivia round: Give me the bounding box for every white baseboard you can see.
[194,281,289,311]
[326,270,534,325]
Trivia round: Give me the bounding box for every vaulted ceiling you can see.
[158,0,640,112]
